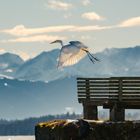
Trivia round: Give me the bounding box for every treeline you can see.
[0,113,81,136]
[0,111,140,135]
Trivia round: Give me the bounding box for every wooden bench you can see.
[77,77,140,121]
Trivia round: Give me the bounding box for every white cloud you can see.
[65,107,74,114]
[1,25,75,36]
[1,35,66,43]
[80,35,91,40]
[12,50,36,60]
[5,69,13,73]
[0,48,6,54]
[119,16,140,27]
[82,0,91,6]
[71,25,113,31]
[0,63,8,68]
[82,12,104,21]
[1,24,114,38]
[15,51,30,60]
[2,17,139,39]
[64,13,72,19]
[47,0,72,10]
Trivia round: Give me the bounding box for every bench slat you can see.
[77,77,140,109]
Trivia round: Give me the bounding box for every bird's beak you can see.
[50,41,56,44]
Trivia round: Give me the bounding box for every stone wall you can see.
[35,119,140,140]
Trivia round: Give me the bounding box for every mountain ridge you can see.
[0,45,140,81]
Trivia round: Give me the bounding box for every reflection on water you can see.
[0,136,35,140]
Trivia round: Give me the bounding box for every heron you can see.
[50,40,99,68]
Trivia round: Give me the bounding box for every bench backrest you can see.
[77,77,140,105]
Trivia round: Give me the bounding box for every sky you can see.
[0,0,140,60]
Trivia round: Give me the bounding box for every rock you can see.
[35,119,140,140]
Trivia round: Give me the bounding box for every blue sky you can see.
[0,0,140,60]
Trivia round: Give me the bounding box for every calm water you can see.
[0,136,35,140]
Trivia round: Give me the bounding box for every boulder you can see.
[35,119,140,140]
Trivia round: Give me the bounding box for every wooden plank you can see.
[78,93,118,96]
[78,87,119,90]
[123,93,140,96]
[77,81,118,84]
[78,91,117,94]
[77,77,110,80]
[78,94,118,97]
[78,91,118,94]
[78,84,119,87]
[78,97,118,99]
[111,77,140,79]
[77,77,140,81]
[122,97,140,99]
[122,92,140,94]
[122,88,140,90]
[122,81,140,83]
[122,84,140,87]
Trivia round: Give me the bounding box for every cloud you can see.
[65,107,74,114]
[1,35,66,43]
[0,48,30,60]
[0,48,6,54]
[1,24,114,38]
[82,0,91,6]
[64,13,72,19]
[119,16,140,27]
[47,0,72,10]
[18,52,30,60]
[82,12,104,21]
[80,35,91,40]
[71,25,113,31]
[1,25,75,36]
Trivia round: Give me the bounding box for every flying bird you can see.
[50,40,99,68]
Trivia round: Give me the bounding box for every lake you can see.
[0,136,35,140]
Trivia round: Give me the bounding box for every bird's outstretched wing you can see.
[69,41,88,49]
[69,41,100,64]
[57,44,87,68]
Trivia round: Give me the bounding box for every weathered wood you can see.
[83,103,98,120]
[77,77,140,121]
[118,78,123,101]
[85,79,90,100]
[110,104,125,121]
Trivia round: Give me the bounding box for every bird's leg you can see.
[81,49,95,64]
[87,53,95,64]
[87,51,100,62]
[81,48,99,63]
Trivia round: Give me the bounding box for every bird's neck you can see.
[59,41,64,47]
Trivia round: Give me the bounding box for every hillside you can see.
[0,77,80,119]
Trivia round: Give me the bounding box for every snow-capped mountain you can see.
[15,49,85,81]
[15,49,66,81]
[0,53,24,78]
[1,46,140,119]
[0,77,79,119]
[15,45,140,81]
[0,46,140,81]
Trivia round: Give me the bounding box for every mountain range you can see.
[1,46,140,81]
[0,45,140,119]
[0,77,80,119]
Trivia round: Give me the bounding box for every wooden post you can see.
[85,79,90,100]
[110,103,125,121]
[118,78,123,102]
[83,103,98,120]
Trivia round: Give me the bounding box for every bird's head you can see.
[50,40,62,44]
